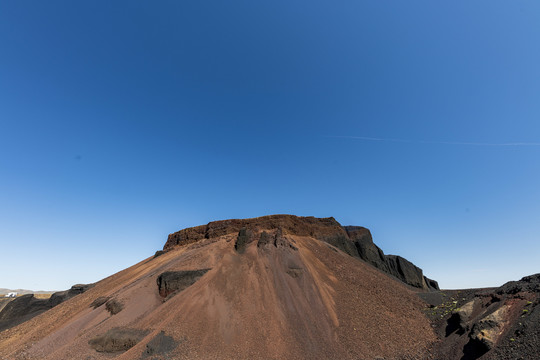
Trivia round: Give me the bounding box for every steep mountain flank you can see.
[0,214,437,360]
[165,215,438,291]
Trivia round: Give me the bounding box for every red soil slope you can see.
[0,215,437,360]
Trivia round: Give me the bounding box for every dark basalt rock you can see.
[164,215,438,291]
[345,226,389,271]
[0,283,93,331]
[320,233,358,258]
[90,296,110,309]
[140,331,179,359]
[257,231,272,247]
[274,228,298,250]
[157,269,210,298]
[48,283,93,307]
[496,273,540,295]
[105,298,124,315]
[89,328,148,353]
[386,255,425,289]
[345,226,439,291]
[424,276,439,291]
[164,215,345,250]
[235,227,253,253]
[256,228,297,251]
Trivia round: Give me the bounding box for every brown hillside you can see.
[0,215,437,360]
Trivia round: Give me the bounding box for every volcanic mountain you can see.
[0,215,441,359]
[5,215,537,360]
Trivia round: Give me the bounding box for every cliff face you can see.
[164,215,438,291]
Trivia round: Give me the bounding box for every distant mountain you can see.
[0,289,55,295]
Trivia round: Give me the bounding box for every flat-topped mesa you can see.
[164,214,439,291]
[163,215,346,251]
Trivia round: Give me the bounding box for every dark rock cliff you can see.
[164,215,439,291]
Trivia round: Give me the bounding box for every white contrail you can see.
[328,136,540,147]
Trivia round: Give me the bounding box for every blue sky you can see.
[1,1,539,290]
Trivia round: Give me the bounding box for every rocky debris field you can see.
[419,273,540,360]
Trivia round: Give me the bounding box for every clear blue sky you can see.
[1,1,539,291]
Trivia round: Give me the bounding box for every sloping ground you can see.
[0,299,13,315]
[419,274,540,360]
[0,215,436,360]
[166,215,438,291]
[0,284,92,331]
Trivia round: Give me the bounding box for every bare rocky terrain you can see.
[0,214,537,360]
[420,274,540,360]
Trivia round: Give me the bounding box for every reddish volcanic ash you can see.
[0,215,437,360]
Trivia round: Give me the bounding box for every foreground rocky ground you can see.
[419,274,540,360]
[0,215,537,359]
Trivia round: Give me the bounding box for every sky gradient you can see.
[1,1,539,290]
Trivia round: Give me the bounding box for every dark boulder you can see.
[141,331,179,359]
[105,298,124,315]
[157,269,210,298]
[235,227,253,253]
[89,328,148,353]
[90,296,110,309]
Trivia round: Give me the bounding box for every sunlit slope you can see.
[0,218,436,360]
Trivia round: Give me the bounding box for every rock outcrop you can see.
[0,283,93,331]
[0,214,442,360]
[156,269,210,298]
[344,226,439,291]
[165,215,438,291]
[89,328,148,353]
[234,227,253,253]
[425,273,540,360]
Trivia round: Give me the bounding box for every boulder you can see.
[234,227,253,253]
[141,331,179,359]
[469,305,510,351]
[447,299,476,335]
[157,269,210,298]
[89,328,148,353]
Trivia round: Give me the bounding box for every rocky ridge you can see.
[0,214,437,360]
[0,284,93,332]
[165,214,439,291]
